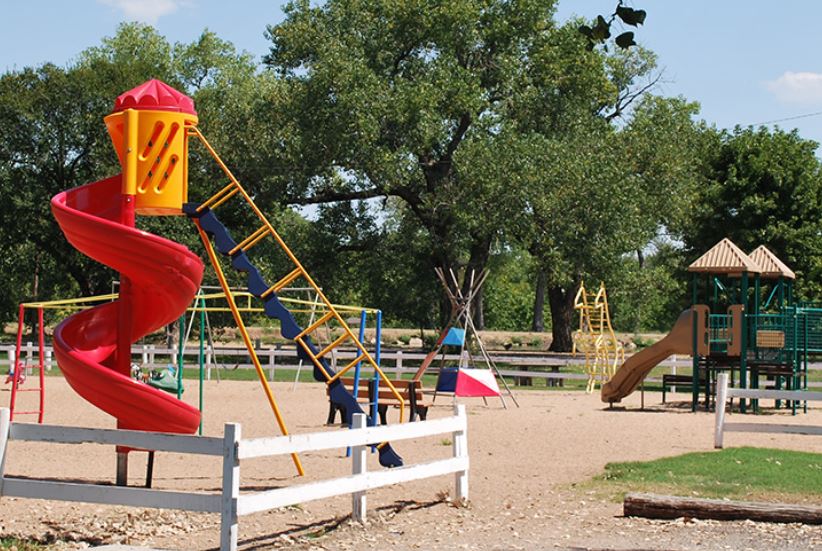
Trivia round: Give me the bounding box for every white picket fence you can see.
[0,405,468,551]
[713,373,822,448]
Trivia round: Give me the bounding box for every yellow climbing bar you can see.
[193,218,304,477]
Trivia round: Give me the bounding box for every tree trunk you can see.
[532,269,546,332]
[548,284,577,352]
[473,288,484,330]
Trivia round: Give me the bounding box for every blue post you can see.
[352,309,367,398]
[371,310,382,426]
[346,309,368,458]
[369,310,383,454]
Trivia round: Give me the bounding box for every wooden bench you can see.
[662,373,710,404]
[327,377,429,426]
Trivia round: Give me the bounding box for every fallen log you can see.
[624,492,822,525]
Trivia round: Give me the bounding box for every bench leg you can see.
[418,405,428,421]
[377,404,388,425]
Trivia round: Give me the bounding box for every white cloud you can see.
[765,71,822,105]
[98,0,186,24]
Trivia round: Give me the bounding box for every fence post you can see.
[452,404,468,503]
[351,413,367,522]
[268,348,275,382]
[0,408,10,495]
[714,373,729,449]
[220,423,241,551]
[26,342,33,375]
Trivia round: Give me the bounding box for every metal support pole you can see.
[178,315,185,400]
[199,295,205,435]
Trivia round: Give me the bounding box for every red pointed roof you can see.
[112,79,196,115]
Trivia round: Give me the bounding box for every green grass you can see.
[588,447,822,504]
[0,537,46,550]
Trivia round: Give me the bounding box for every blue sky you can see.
[3,1,822,148]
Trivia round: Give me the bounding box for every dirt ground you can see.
[0,376,821,551]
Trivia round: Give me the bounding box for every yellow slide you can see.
[601,309,694,403]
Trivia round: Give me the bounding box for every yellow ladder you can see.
[187,128,405,475]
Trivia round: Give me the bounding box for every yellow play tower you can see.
[572,281,624,393]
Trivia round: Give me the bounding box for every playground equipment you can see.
[602,238,812,413]
[49,80,406,483]
[421,268,517,407]
[572,281,624,393]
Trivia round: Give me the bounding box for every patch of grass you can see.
[631,335,656,349]
[0,537,47,550]
[439,438,452,446]
[589,447,822,504]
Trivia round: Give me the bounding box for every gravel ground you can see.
[0,376,820,550]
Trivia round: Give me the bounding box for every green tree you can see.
[683,126,822,300]
[263,0,566,324]
[0,23,265,325]
[521,93,704,350]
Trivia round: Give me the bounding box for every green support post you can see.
[753,276,760,361]
[177,315,184,400]
[199,295,205,435]
[740,271,749,413]
[691,272,700,412]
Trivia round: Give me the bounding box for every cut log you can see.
[624,492,822,525]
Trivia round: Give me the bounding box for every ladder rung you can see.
[199,182,239,212]
[229,225,270,256]
[316,333,350,359]
[261,267,303,299]
[327,354,367,384]
[296,312,335,339]
[295,338,331,380]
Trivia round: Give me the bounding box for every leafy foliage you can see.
[683,126,822,301]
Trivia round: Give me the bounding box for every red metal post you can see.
[117,194,136,378]
[10,304,25,421]
[37,307,45,423]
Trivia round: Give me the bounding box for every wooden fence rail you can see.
[0,405,468,551]
[714,373,822,448]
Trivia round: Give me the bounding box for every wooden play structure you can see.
[572,281,624,393]
[603,238,812,412]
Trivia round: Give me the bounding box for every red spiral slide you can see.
[51,174,203,433]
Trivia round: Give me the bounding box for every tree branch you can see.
[604,72,662,122]
[287,186,383,206]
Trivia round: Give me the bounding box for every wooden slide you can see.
[601,309,694,403]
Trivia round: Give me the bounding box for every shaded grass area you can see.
[586,447,822,504]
